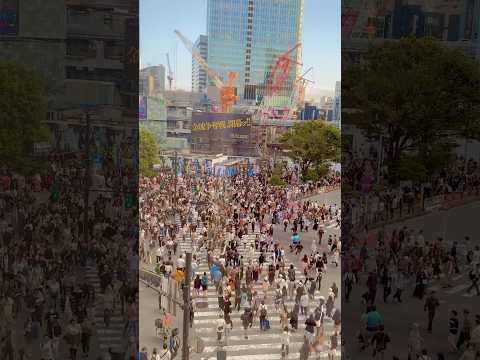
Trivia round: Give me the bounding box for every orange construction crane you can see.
[220,71,238,113]
[265,43,302,97]
[174,29,238,112]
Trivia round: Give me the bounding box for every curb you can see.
[363,195,480,233]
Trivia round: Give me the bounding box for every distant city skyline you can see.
[140,0,340,97]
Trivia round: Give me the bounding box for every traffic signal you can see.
[51,189,60,201]
[125,193,136,209]
[191,185,196,193]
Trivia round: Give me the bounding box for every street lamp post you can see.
[174,151,178,209]
[182,252,192,360]
[83,112,92,244]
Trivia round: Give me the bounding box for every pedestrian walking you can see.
[424,291,440,333]
[457,309,472,351]
[448,310,459,352]
[281,327,290,358]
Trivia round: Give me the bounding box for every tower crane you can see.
[174,29,238,112]
[265,42,302,97]
[297,66,314,107]
[166,53,174,90]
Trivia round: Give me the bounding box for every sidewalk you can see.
[351,191,480,234]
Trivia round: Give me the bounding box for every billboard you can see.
[191,112,256,156]
[0,0,18,35]
[139,96,147,120]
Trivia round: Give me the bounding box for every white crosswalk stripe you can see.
[427,271,478,298]
[84,265,126,353]
[189,232,340,360]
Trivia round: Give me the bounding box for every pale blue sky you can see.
[140,0,340,95]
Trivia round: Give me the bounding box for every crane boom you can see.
[166,53,173,90]
[174,29,224,88]
[166,53,173,76]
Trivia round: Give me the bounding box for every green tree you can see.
[269,174,286,187]
[0,61,51,172]
[280,120,340,178]
[343,37,480,183]
[304,164,330,182]
[139,127,159,177]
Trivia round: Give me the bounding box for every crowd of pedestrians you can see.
[0,146,138,360]
[139,163,341,359]
[342,219,480,359]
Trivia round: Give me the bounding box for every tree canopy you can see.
[343,37,480,182]
[0,61,51,171]
[280,120,340,178]
[139,127,159,178]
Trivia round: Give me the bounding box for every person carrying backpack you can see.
[371,328,390,359]
[201,272,209,297]
[169,329,179,359]
[259,302,269,331]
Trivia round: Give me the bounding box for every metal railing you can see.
[139,268,184,315]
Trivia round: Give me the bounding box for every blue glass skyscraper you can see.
[207,0,304,102]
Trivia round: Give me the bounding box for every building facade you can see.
[0,0,66,108]
[192,34,208,93]
[0,0,138,155]
[206,0,304,101]
[333,81,341,128]
[343,0,480,60]
[140,65,166,95]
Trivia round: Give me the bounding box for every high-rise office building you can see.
[140,65,166,95]
[192,35,208,93]
[207,0,304,101]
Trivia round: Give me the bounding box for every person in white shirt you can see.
[176,255,185,271]
[281,327,290,357]
[41,335,54,360]
[216,313,225,342]
[417,230,425,247]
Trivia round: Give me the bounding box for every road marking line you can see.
[445,283,470,294]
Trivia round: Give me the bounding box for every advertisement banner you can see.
[215,166,225,177]
[205,159,212,176]
[191,112,255,156]
[177,157,184,177]
[226,167,236,177]
[0,0,18,35]
[194,159,200,176]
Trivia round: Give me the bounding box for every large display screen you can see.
[0,0,18,35]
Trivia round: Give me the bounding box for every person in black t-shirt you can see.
[448,310,459,352]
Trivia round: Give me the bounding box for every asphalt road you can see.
[342,200,480,359]
[187,189,342,360]
[138,189,342,360]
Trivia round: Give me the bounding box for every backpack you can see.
[260,308,267,318]
[170,336,179,353]
[469,269,477,281]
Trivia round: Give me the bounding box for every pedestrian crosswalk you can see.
[188,233,341,360]
[84,265,126,355]
[323,219,340,229]
[426,271,480,298]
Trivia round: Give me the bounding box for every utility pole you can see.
[182,252,192,360]
[83,112,92,244]
[376,133,383,185]
[174,151,178,209]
